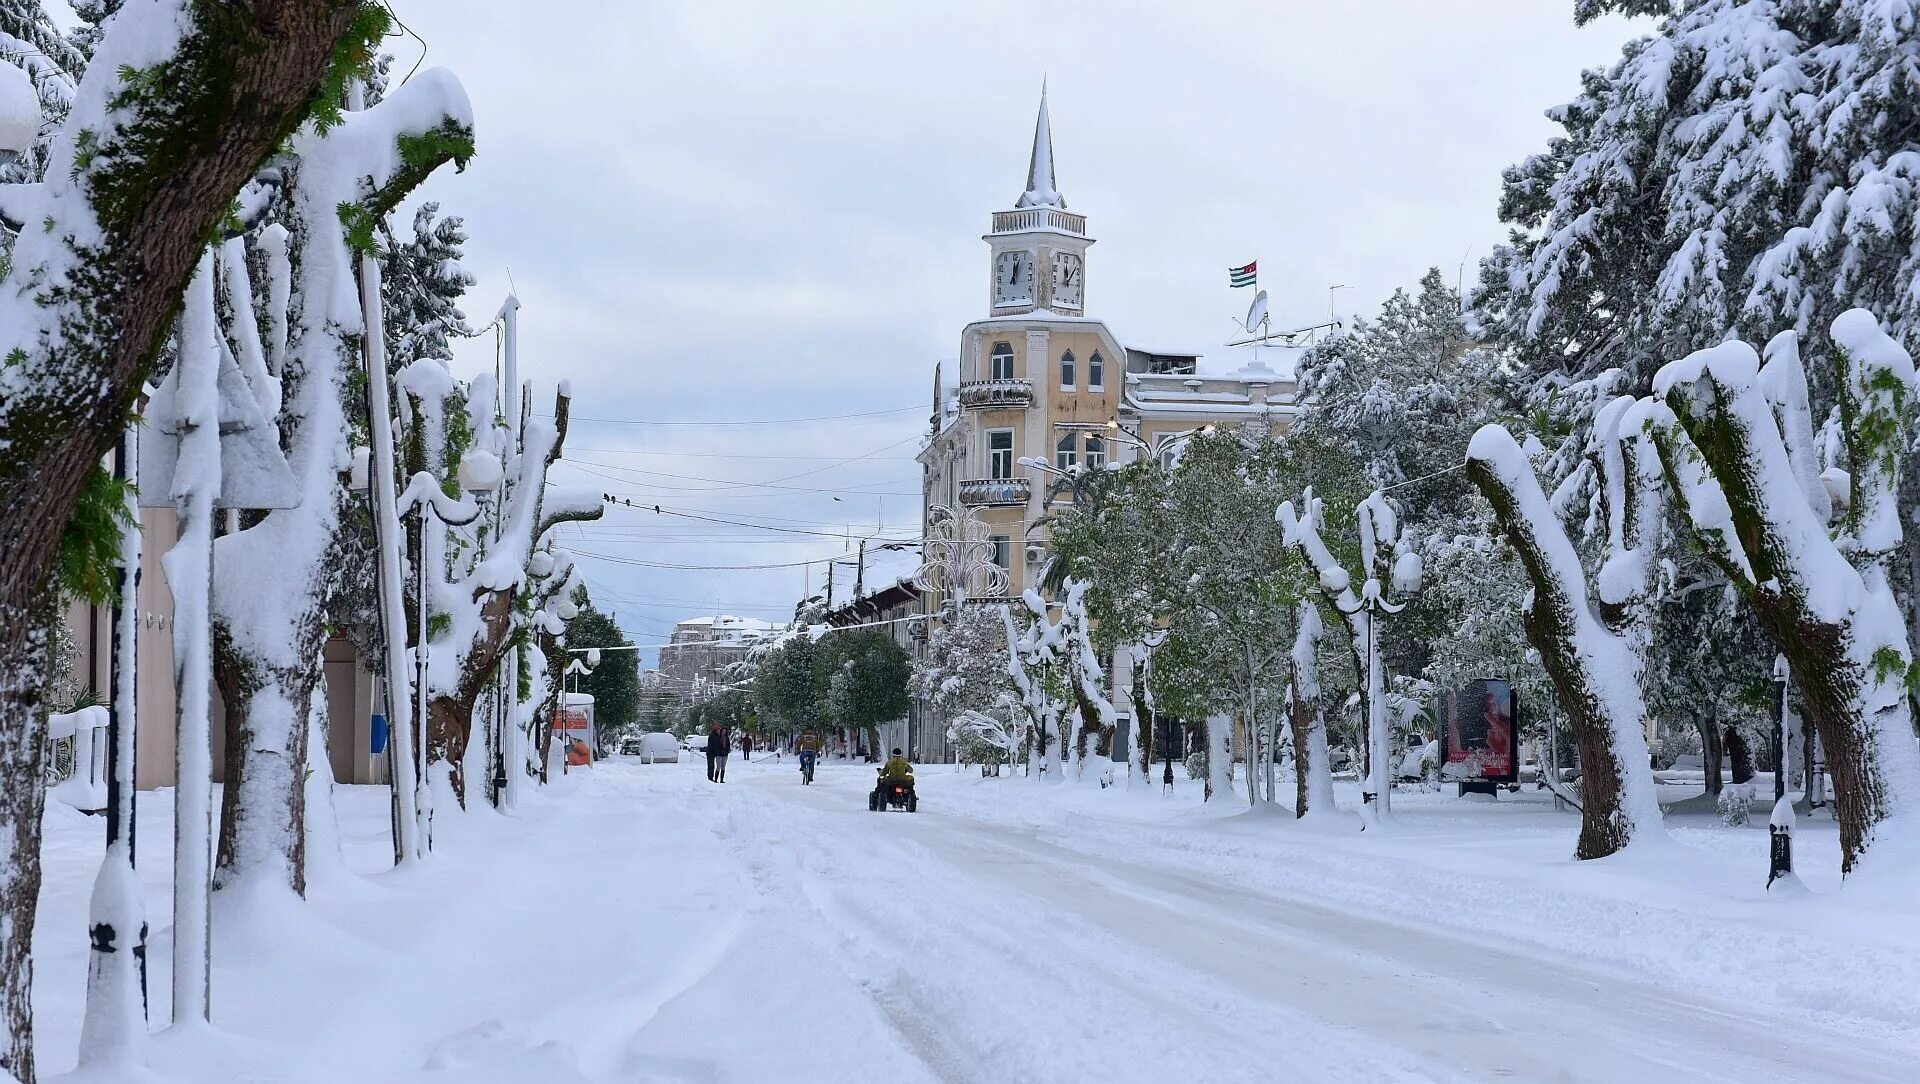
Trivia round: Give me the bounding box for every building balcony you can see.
[958,477,1030,507]
[958,378,1033,409]
[991,208,1086,236]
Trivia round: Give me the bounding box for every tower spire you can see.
[1016,81,1063,210]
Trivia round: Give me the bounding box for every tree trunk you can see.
[1288,660,1334,819]
[212,646,318,897]
[427,692,475,807]
[1698,713,1724,796]
[0,6,366,1075]
[1468,427,1665,860]
[1131,680,1152,786]
[1726,725,1754,785]
[1643,324,1920,874]
[0,610,56,1084]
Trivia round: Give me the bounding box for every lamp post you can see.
[1768,654,1795,889]
[398,449,501,835]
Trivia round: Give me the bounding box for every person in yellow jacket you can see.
[870,748,917,811]
[878,748,913,783]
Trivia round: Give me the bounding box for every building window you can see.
[1060,350,1075,390]
[1056,432,1078,472]
[1089,351,1104,390]
[987,430,1014,479]
[1085,435,1105,470]
[989,341,1014,381]
[990,535,1011,570]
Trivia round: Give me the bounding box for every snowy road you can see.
[725,763,1914,1084]
[32,757,1920,1082]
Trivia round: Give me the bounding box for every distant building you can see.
[656,615,777,702]
[912,88,1306,761]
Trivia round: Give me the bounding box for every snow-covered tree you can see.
[209,70,474,899]
[382,201,473,370]
[912,602,1009,720]
[401,371,602,806]
[1465,412,1666,859]
[1286,600,1335,819]
[1277,489,1423,824]
[1634,311,1920,875]
[0,1,82,187]
[0,7,405,1076]
[1480,0,1920,387]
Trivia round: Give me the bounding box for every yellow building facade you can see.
[918,89,1299,608]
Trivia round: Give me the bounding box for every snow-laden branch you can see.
[1277,486,1421,822]
[1641,311,1920,876]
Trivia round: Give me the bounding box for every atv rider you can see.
[870,747,915,809]
[796,730,821,783]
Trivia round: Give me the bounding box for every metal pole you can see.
[501,294,521,439]
[415,509,432,843]
[82,427,148,1059]
[1772,654,1787,805]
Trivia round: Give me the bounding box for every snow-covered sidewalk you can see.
[30,757,1920,1082]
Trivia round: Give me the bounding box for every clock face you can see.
[994,250,1033,306]
[1051,252,1083,309]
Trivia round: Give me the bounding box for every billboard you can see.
[1441,678,1518,783]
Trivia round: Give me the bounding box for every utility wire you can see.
[547,405,922,426]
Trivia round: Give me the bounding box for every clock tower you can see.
[986,85,1093,317]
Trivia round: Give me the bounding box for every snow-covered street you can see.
[32,758,1920,1083]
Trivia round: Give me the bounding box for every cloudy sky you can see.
[387,0,1645,669]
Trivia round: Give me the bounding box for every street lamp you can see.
[398,450,502,826]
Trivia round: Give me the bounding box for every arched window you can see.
[1088,351,1105,390]
[1084,435,1105,470]
[989,341,1014,381]
[1056,432,1078,472]
[1059,349,1076,390]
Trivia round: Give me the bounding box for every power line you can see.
[567,446,920,463]
[560,459,917,497]
[573,547,862,571]
[591,497,921,541]
[548,404,923,426]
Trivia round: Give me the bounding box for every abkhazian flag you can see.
[1228,261,1257,288]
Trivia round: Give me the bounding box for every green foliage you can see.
[309,2,392,134]
[397,125,476,175]
[564,595,640,727]
[752,635,820,733]
[56,462,136,606]
[814,629,911,732]
[338,201,377,256]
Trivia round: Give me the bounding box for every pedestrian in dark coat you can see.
[705,724,729,782]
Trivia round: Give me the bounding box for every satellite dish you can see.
[1244,290,1270,335]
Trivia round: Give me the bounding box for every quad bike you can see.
[868,773,918,813]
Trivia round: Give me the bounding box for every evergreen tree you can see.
[563,590,639,729]
[382,201,474,371]
[1478,0,1920,387]
[814,629,911,748]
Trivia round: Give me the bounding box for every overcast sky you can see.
[386,0,1644,671]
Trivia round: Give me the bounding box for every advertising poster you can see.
[1442,677,1518,783]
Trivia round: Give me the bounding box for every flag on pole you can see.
[1228,261,1257,288]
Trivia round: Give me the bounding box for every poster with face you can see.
[1442,677,1517,783]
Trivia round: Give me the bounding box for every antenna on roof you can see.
[1243,290,1270,337]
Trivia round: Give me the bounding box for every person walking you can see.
[740,731,753,763]
[705,723,729,783]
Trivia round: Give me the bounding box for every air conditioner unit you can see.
[1025,544,1047,565]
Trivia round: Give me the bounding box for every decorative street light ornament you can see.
[915,503,1010,606]
[457,448,504,494]
[0,61,40,154]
